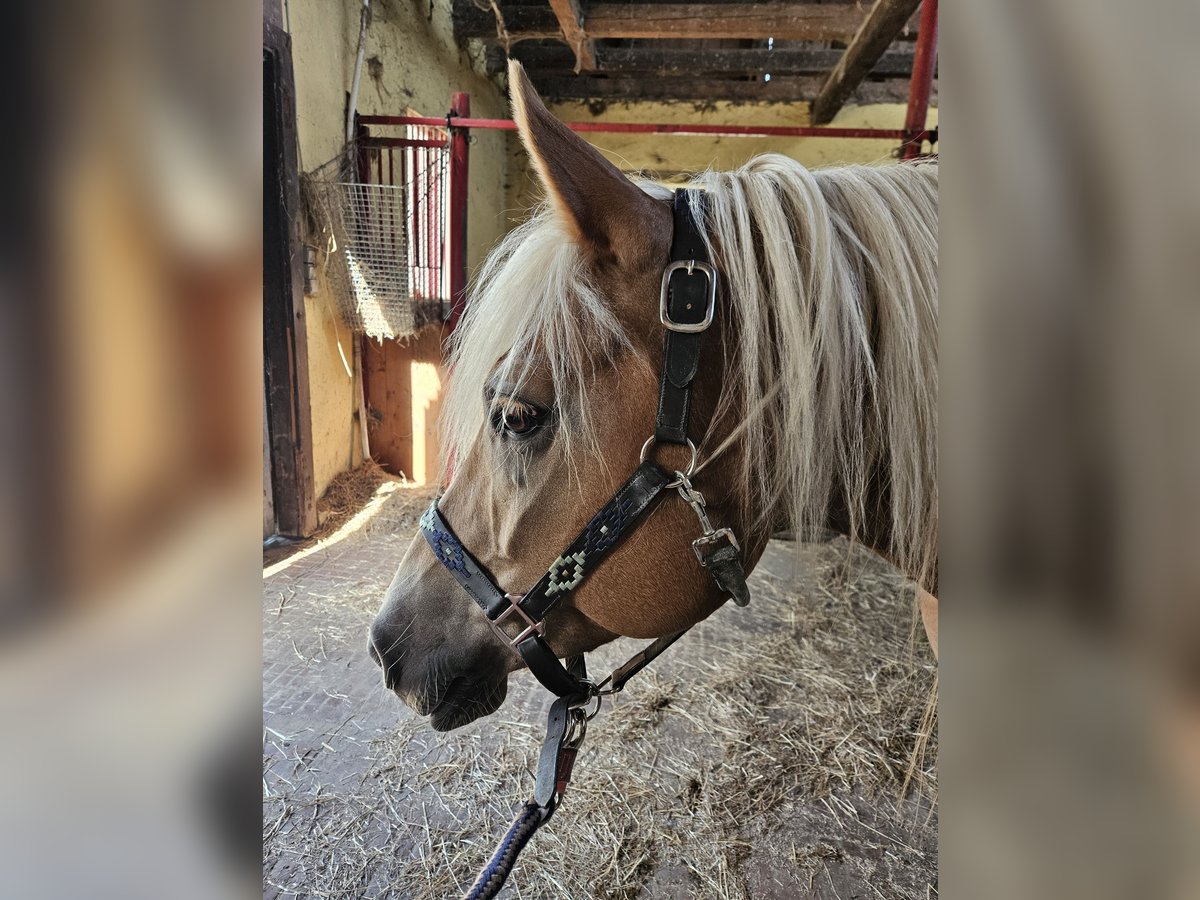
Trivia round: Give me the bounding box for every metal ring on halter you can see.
[562,707,588,749]
[579,690,604,721]
[639,436,697,488]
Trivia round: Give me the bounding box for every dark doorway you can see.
[263,22,317,538]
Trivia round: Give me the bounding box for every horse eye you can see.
[491,401,546,438]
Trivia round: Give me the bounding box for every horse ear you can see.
[508,59,667,266]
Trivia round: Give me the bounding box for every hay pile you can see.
[264,461,429,568]
[316,461,397,534]
[264,537,937,898]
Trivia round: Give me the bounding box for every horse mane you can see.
[444,154,938,588]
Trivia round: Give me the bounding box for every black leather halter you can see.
[420,189,748,703]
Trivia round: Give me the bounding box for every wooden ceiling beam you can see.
[547,0,596,72]
[458,3,878,43]
[489,44,918,79]
[532,74,920,104]
[603,46,917,78]
[810,0,923,124]
[584,3,866,41]
[537,74,820,102]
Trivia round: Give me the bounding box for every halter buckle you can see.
[491,593,545,647]
[659,260,718,333]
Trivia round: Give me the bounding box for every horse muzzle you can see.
[368,594,514,731]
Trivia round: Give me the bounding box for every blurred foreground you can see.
[0,1,260,897]
[941,0,1200,896]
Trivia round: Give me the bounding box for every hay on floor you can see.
[263,514,937,899]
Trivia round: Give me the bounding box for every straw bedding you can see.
[264,498,936,899]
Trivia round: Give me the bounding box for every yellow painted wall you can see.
[283,0,510,500]
[508,99,939,213]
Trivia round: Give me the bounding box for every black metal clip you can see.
[692,527,741,565]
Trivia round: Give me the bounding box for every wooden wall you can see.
[362,327,446,485]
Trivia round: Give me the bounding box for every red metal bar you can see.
[446,93,470,330]
[436,146,446,301]
[410,144,420,293]
[441,150,449,300]
[420,141,427,297]
[359,113,931,142]
[901,0,939,160]
[358,137,447,149]
[426,144,434,298]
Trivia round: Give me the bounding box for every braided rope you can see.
[462,802,547,900]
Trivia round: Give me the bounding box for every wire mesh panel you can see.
[301,127,450,339]
[338,181,412,335]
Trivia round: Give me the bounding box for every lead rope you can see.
[459,632,687,900]
[461,694,588,900]
[461,802,547,900]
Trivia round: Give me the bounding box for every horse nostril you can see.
[368,619,404,690]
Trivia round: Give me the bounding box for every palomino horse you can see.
[370,62,938,732]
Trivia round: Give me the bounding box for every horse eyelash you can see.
[490,397,548,430]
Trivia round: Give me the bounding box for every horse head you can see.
[368,62,763,730]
